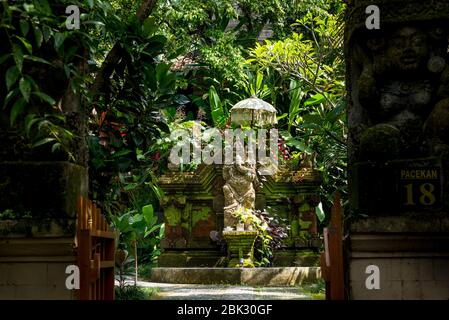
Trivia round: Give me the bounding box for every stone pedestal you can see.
[0,219,77,299]
[348,215,449,299]
[222,231,258,267]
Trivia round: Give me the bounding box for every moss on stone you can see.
[191,206,210,228]
[164,205,181,226]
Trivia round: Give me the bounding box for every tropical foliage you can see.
[1,0,347,268]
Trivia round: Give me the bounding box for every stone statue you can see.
[353,25,449,161]
[222,152,258,229]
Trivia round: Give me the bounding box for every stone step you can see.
[149,267,321,286]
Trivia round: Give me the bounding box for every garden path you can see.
[128,280,321,300]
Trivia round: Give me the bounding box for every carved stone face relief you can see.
[352,23,449,161]
[386,27,429,74]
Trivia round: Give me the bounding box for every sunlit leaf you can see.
[315,202,325,222]
[33,137,56,148]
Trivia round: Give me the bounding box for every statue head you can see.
[386,26,429,74]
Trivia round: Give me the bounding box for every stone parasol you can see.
[230,95,277,127]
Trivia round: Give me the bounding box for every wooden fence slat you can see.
[102,214,106,232]
[81,198,85,230]
[93,204,97,232]
[88,202,93,230]
[97,208,102,231]
[77,196,116,300]
[321,192,345,300]
[78,230,91,300]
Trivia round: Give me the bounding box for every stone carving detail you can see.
[347,0,449,216]
[222,154,258,228]
[351,24,449,161]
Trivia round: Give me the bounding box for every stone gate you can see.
[157,164,322,267]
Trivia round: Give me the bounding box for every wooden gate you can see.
[320,192,345,300]
[77,197,116,300]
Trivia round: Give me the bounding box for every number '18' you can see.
[404,183,436,206]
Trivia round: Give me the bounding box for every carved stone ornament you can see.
[346,0,449,162]
[222,152,258,228]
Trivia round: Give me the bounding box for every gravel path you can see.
[120,280,318,300]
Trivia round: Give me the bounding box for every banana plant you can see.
[111,204,163,286]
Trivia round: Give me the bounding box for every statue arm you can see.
[235,163,257,182]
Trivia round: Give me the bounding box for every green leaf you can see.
[326,100,346,123]
[51,142,61,153]
[83,21,105,27]
[155,63,170,82]
[20,20,29,36]
[25,113,39,135]
[174,94,190,105]
[10,97,27,126]
[3,89,18,110]
[12,44,23,72]
[285,139,313,154]
[209,86,227,127]
[315,202,325,222]
[142,205,154,224]
[112,149,132,158]
[37,119,51,131]
[6,66,19,91]
[143,17,156,37]
[32,137,56,148]
[155,121,170,133]
[54,32,65,50]
[123,183,138,191]
[144,225,160,237]
[145,64,157,91]
[24,55,52,66]
[304,93,325,107]
[15,36,33,54]
[42,25,52,42]
[23,3,35,12]
[34,26,43,47]
[299,123,321,130]
[159,223,165,237]
[277,113,288,121]
[0,54,10,65]
[19,77,31,102]
[33,0,51,15]
[148,35,167,46]
[32,91,55,105]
